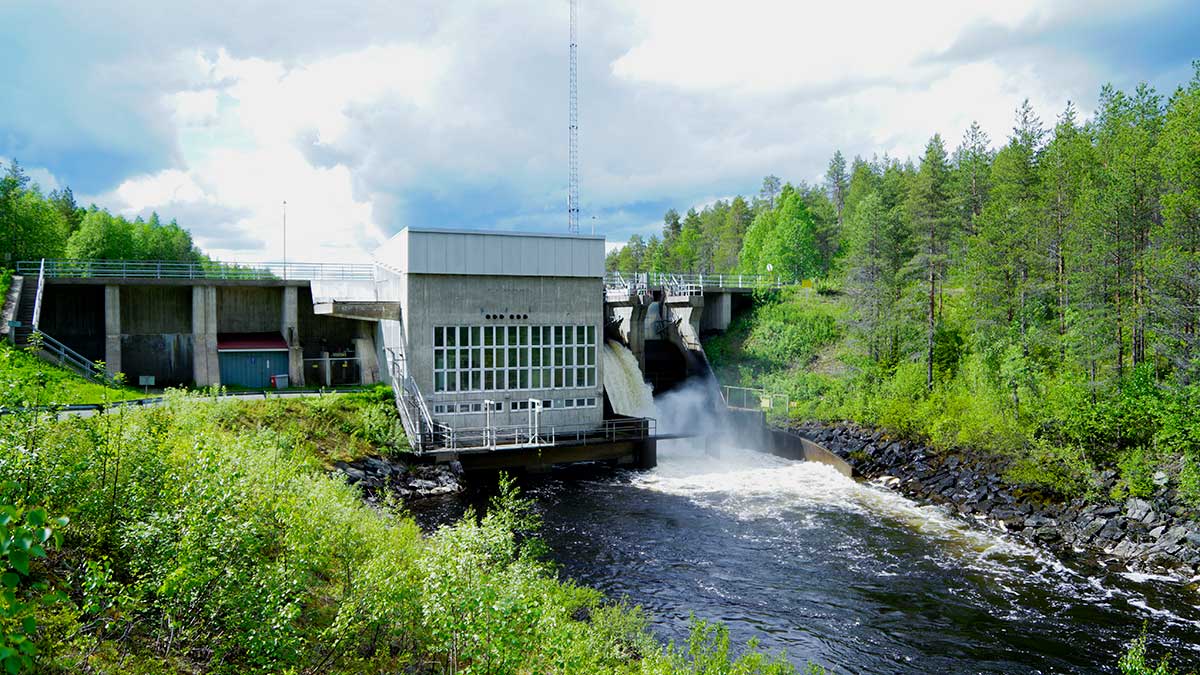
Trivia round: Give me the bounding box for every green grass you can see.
[0,341,144,408]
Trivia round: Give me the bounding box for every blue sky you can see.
[1,0,1197,261]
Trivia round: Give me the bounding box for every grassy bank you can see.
[704,286,1200,506]
[0,390,827,674]
[0,340,145,408]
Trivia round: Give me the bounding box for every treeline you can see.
[622,64,1200,392]
[605,176,841,280]
[0,160,203,266]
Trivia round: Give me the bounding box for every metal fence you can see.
[303,356,363,387]
[605,271,794,291]
[413,416,655,453]
[720,385,796,423]
[17,259,375,281]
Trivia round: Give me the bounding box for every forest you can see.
[633,65,1200,501]
[0,160,203,266]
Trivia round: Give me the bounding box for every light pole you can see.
[282,200,287,280]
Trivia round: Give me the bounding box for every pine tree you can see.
[825,151,849,227]
[907,135,954,388]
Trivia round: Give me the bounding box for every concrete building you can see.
[373,227,606,437]
[30,274,379,390]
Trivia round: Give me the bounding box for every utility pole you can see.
[567,0,579,234]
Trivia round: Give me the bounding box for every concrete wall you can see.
[217,287,282,333]
[39,285,105,361]
[404,273,604,430]
[120,286,191,333]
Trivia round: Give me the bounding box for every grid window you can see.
[433,323,598,393]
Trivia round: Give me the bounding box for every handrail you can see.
[29,330,115,385]
[413,416,656,453]
[31,258,45,328]
[15,259,375,282]
[604,271,792,290]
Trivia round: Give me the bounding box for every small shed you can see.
[217,333,289,389]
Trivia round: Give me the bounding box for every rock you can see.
[343,467,366,483]
[1127,498,1153,522]
[1153,471,1169,486]
[449,460,464,476]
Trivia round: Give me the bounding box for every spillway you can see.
[602,340,657,418]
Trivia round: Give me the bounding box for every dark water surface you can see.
[521,445,1200,674]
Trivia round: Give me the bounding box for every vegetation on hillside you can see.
[638,64,1200,505]
[0,342,144,409]
[0,392,829,674]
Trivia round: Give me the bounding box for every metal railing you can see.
[16,259,375,281]
[31,259,45,328]
[414,416,655,453]
[720,385,796,422]
[28,331,115,385]
[605,271,793,291]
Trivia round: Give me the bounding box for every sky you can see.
[1,0,1197,262]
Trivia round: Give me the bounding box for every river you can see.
[531,441,1200,673]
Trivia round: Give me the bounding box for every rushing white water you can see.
[602,341,657,418]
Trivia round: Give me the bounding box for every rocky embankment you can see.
[333,455,463,504]
[796,422,1200,582]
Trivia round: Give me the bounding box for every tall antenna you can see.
[567,0,580,234]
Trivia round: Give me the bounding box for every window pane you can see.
[586,369,595,387]
[508,370,519,389]
[484,326,494,346]
[531,327,540,346]
[587,346,595,365]
[587,325,595,344]
[520,325,529,346]
[555,347,564,366]
[555,368,563,387]
[447,372,457,391]
[531,349,541,367]
[471,326,480,346]
[435,372,445,391]
[554,326,563,344]
[565,368,575,387]
[435,350,444,370]
[542,368,551,387]
[508,326,518,345]
[564,348,574,366]
[531,370,541,388]
[471,372,481,391]
[577,326,585,343]
[577,346,586,364]
[519,370,528,389]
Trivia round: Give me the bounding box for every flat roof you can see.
[396,226,605,241]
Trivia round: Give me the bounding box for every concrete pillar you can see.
[700,292,731,332]
[353,321,380,385]
[104,285,121,377]
[191,286,219,386]
[282,286,303,387]
[609,297,648,370]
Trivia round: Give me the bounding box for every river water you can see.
[532,441,1200,673]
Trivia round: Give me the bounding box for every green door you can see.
[218,351,286,388]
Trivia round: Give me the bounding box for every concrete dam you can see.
[6,227,777,471]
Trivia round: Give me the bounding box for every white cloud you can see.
[612,0,1046,93]
[100,43,451,262]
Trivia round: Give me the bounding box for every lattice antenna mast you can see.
[567,0,580,234]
